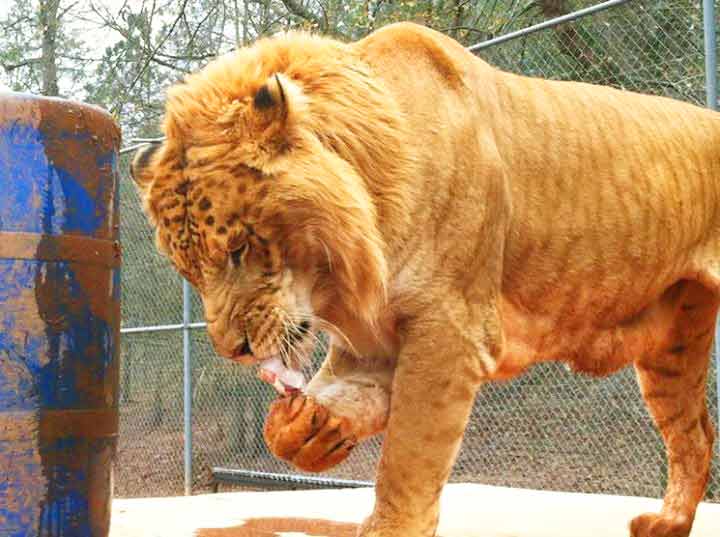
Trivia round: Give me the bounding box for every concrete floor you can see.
[110,484,720,537]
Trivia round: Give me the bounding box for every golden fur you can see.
[131,23,719,537]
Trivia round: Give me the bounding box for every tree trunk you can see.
[540,0,569,18]
[538,0,597,71]
[38,0,60,96]
[242,0,249,45]
[451,0,465,39]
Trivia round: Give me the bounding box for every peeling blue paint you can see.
[0,122,114,236]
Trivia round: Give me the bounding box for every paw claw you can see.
[264,394,358,472]
[287,393,306,418]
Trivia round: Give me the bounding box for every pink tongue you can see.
[258,357,306,395]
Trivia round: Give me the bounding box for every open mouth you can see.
[257,356,306,396]
[230,321,313,396]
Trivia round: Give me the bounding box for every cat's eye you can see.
[230,244,248,267]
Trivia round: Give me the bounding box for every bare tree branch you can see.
[186,3,219,53]
[2,58,43,72]
[156,51,218,61]
[0,16,34,32]
[150,56,191,73]
[57,0,81,21]
[113,0,190,114]
[279,0,324,30]
[441,26,488,36]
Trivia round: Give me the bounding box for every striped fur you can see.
[131,23,718,537]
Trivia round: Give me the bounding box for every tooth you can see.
[258,356,306,391]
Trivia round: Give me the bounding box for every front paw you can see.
[630,512,692,537]
[264,394,357,472]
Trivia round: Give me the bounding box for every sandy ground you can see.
[110,483,720,537]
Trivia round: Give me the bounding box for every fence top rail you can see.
[119,137,165,155]
[121,321,207,334]
[467,0,634,53]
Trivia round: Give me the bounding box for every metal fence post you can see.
[183,279,193,495]
[705,0,717,111]
[704,0,720,460]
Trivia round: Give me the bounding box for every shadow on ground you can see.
[196,517,358,537]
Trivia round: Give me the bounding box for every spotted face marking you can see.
[130,143,322,370]
[128,51,389,383]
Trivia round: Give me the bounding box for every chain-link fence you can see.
[115,0,720,502]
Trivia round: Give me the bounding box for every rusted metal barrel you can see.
[0,93,121,536]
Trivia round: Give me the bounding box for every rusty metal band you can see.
[39,409,119,441]
[0,409,118,441]
[0,231,120,268]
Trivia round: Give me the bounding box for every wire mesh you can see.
[119,157,185,329]
[456,0,719,501]
[116,154,187,497]
[478,1,706,106]
[116,0,720,502]
[116,329,186,497]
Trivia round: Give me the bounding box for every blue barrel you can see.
[0,94,121,537]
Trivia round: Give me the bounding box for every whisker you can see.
[268,306,352,371]
[277,321,295,368]
[291,312,358,356]
[288,316,326,351]
[278,334,293,369]
[284,315,331,366]
[278,316,304,368]
[281,317,314,370]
